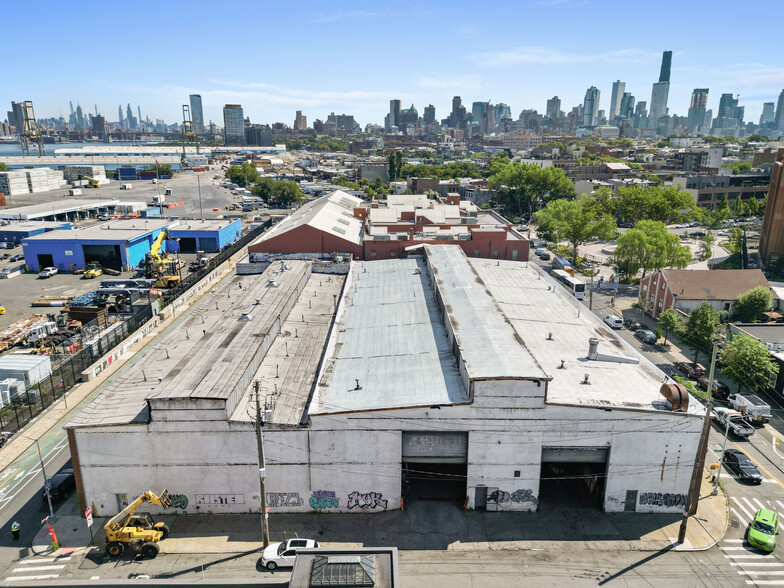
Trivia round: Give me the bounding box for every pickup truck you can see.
[38,267,58,279]
[713,407,755,438]
[727,393,771,425]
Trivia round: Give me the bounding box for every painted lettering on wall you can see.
[347,491,388,510]
[510,489,536,504]
[638,492,687,508]
[195,494,246,506]
[266,492,303,507]
[487,489,537,506]
[310,490,339,509]
[169,494,189,509]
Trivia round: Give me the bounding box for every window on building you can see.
[642,284,648,292]
[661,282,665,290]
[657,299,663,312]
[511,250,518,260]
[473,249,480,258]
[390,250,396,257]
[492,249,499,259]
[370,251,377,258]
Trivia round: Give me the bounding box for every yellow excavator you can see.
[104,489,172,558]
[83,176,101,188]
[144,229,181,288]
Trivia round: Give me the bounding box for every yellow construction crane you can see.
[104,489,172,558]
[144,229,181,288]
[83,176,101,188]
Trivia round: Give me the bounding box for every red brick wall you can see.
[364,233,529,261]
[248,224,363,258]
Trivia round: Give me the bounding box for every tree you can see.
[388,151,403,182]
[732,197,744,218]
[225,163,260,187]
[273,180,304,205]
[150,163,173,178]
[733,286,772,323]
[534,199,616,265]
[746,133,769,143]
[613,220,691,278]
[721,333,778,394]
[657,308,684,345]
[489,162,575,217]
[727,228,743,255]
[745,196,759,217]
[614,185,697,225]
[699,231,716,260]
[682,302,722,364]
[0,162,8,171]
[717,194,730,213]
[251,178,275,200]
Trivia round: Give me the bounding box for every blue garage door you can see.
[199,237,218,253]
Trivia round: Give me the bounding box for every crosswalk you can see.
[723,497,784,586]
[3,552,73,584]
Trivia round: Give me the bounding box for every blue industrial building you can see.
[166,219,242,253]
[0,221,73,244]
[22,219,172,272]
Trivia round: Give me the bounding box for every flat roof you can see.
[309,257,469,415]
[0,199,121,220]
[731,323,784,345]
[23,219,172,242]
[0,221,72,232]
[169,219,238,232]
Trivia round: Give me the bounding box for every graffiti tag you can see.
[487,489,537,506]
[347,491,388,510]
[310,490,339,509]
[267,492,303,507]
[639,492,686,508]
[169,494,189,509]
[510,489,536,503]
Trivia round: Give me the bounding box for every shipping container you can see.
[0,354,52,386]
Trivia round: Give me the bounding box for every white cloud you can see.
[473,46,660,68]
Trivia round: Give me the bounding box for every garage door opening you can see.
[178,237,197,253]
[539,447,608,511]
[37,253,54,269]
[83,244,122,271]
[402,432,467,505]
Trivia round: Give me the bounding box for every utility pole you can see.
[254,381,270,548]
[678,341,718,544]
[713,403,731,495]
[197,174,203,221]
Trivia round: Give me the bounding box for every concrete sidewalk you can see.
[33,470,728,560]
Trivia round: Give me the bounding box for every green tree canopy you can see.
[225,163,261,187]
[388,151,403,182]
[682,302,723,364]
[251,178,304,205]
[400,161,481,180]
[718,194,730,212]
[733,286,773,323]
[488,162,575,216]
[657,308,684,345]
[613,220,691,278]
[721,333,778,394]
[534,199,616,265]
[614,185,697,225]
[0,162,9,171]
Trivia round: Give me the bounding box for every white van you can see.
[121,184,133,190]
[603,315,623,329]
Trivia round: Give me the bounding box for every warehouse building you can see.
[166,219,242,253]
[66,246,702,518]
[22,219,173,272]
[0,221,73,244]
[0,199,121,222]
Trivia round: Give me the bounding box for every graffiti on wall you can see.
[487,489,537,505]
[266,492,304,508]
[169,494,189,509]
[347,491,388,510]
[638,492,687,508]
[195,494,246,506]
[510,489,536,504]
[310,490,339,509]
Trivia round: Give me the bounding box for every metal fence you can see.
[0,221,270,437]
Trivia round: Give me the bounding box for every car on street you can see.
[690,230,706,238]
[537,252,551,260]
[623,317,642,331]
[634,329,657,344]
[38,267,58,279]
[748,508,779,551]
[98,215,111,221]
[697,377,731,400]
[604,315,623,329]
[675,362,705,379]
[722,449,762,483]
[9,254,23,262]
[260,538,320,570]
[42,468,75,502]
[714,408,755,438]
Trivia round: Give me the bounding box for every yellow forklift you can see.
[104,489,172,558]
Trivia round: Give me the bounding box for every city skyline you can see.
[1,0,783,128]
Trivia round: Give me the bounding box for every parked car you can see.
[42,468,75,502]
[634,329,657,344]
[537,252,551,261]
[690,230,706,238]
[260,538,320,570]
[748,508,779,551]
[623,318,642,331]
[675,362,705,379]
[98,215,111,221]
[714,407,755,438]
[697,377,730,400]
[604,315,623,329]
[9,254,23,262]
[38,267,58,279]
[722,449,762,484]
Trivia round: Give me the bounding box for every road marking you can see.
[763,479,779,483]
[4,574,60,582]
[724,547,757,551]
[729,562,784,566]
[741,497,758,512]
[0,439,68,510]
[746,581,784,585]
[744,571,784,576]
[726,554,775,559]
[732,445,784,491]
[752,498,767,509]
[732,507,749,524]
[776,501,784,511]
[725,539,745,543]
[19,557,70,564]
[9,565,65,572]
[732,498,755,521]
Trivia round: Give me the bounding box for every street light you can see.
[20,434,54,519]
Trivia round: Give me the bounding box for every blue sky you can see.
[4,0,783,128]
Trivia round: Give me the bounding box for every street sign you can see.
[85,506,93,528]
[44,478,52,492]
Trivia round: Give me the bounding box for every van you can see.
[151,178,158,184]
[603,315,623,329]
[121,184,133,190]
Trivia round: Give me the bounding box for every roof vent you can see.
[582,374,590,385]
[267,280,277,288]
[586,337,640,364]
[660,383,689,411]
[240,313,253,321]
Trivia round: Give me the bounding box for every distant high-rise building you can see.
[775,90,784,130]
[472,101,489,123]
[609,80,625,121]
[452,96,462,117]
[137,106,143,131]
[397,104,418,128]
[189,95,205,135]
[619,92,635,120]
[7,101,24,133]
[423,104,435,125]
[389,99,401,129]
[118,105,124,129]
[583,86,600,126]
[659,50,672,83]
[687,88,709,134]
[546,96,561,119]
[294,110,307,131]
[75,104,84,129]
[760,103,775,125]
[494,103,511,123]
[713,93,744,136]
[223,104,245,145]
[92,114,107,140]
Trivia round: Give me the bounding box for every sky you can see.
[4,0,783,128]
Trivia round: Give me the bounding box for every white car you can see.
[98,215,111,221]
[38,267,58,278]
[604,315,623,329]
[260,538,319,570]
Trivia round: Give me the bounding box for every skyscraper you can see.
[760,103,775,125]
[494,103,511,123]
[118,105,124,129]
[76,104,84,129]
[223,104,245,145]
[452,96,462,117]
[7,102,24,132]
[649,51,672,125]
[189,95,205,135]
[713,93,744,136]
[583,86,600,126]
[619,92,635,120]
[775,90,784,130]
[137,106,143,131]
[609,80,625,121]
[423,104,435,125]
[546,96,561,119]
[294,110,307,131]
[389,99,401,129]
[687,88,709,134]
